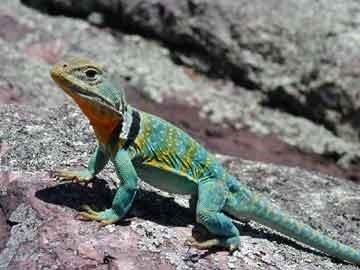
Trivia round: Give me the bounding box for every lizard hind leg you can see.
[187,180,240,251]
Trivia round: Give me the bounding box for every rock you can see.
[0,206,9,252]
[1,105,360,269]
[1,1,360,268]
[21,0,360,146]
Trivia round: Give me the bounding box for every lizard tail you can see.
[246,195,360,265]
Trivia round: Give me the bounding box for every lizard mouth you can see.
[70,86,122,117]
[51,68,122,117]
[71,85,114,108]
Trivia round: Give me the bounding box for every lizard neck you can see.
[92,107,139,148]
[72,96,122,145]
[91,122,118,145]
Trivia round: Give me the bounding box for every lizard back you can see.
[127,109,227,193]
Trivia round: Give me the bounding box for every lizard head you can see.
[50,58,127,129]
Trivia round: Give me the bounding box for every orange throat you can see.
[92,122,118,145]
[73,96,121,145]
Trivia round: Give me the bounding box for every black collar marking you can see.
[123,110,140,149]
[110,110,141,150]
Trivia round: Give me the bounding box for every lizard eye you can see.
[85,68,98,79]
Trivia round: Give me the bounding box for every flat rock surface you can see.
[1,105,360,269]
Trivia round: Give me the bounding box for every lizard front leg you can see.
[54,145,109,184]
[79,149,138,224]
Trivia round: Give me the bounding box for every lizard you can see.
[50,57,360,265]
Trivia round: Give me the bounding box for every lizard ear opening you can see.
[107,73,128,114]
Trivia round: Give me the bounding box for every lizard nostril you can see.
[63,64,68,68]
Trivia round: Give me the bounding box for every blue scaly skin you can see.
[50,58,360,265]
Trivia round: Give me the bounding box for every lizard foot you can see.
[53,169,93,185]
[78,204,120,225]
[185,236,240,252]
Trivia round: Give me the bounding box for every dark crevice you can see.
[6,219,18,227]
[21,0,94,18]
[343,108,360,138]
[262,87,307,117]
[262,86,339,135]
[0,204,10,252]
[106,18,259,89]
[349,174,360,182]
[20,0,259,90]
[261,71,356,139]
[168,43,259,89]
[321,151,342,163]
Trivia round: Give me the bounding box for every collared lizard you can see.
[50,58,360,265]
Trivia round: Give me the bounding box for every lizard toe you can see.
[77,211,100,221]
[53,169,93,183]
[185,237,221,250]
[78,205,120,224]
[80,204,100,215]
[185,236,240,251]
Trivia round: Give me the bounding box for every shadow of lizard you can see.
[35,179,326,260]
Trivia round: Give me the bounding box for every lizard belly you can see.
[135,162,198,195]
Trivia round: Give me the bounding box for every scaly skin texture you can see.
[50,58,360,265]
